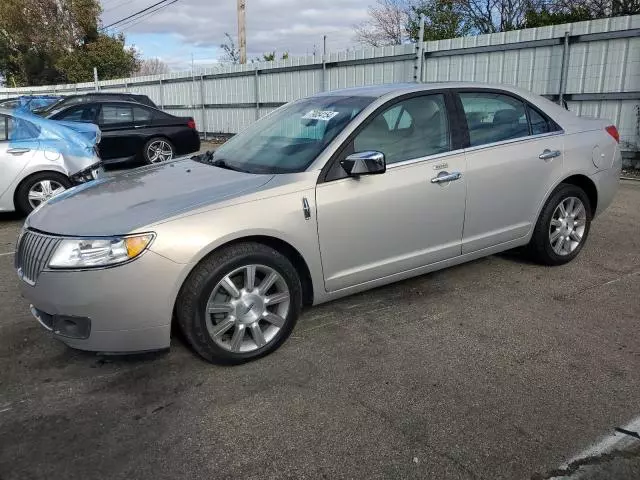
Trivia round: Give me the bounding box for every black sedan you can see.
[48,101,200,165]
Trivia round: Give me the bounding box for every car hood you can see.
[26,158,275,236]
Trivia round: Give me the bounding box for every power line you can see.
[104,0,142,14]
[118,1,178,32]
[101,0,174,30]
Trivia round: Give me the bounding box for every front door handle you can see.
[7,148,30,155]
[431,171,462,183]
[539,149,561,160]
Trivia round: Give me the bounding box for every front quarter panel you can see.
[147,172,325,304]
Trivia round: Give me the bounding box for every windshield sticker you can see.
[302,110,339,121]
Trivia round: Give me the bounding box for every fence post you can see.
[558,31,570,106]
[254,67,260,120]
[159,79,164,109]
[322,35,327,92]
[93,67,99,91]
[415,15,425,83]
[200,74,207,140]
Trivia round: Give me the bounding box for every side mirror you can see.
[340,151,386,176]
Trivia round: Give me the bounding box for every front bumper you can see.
[19,249,185,353]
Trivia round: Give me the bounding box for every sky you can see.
[99,0,374,71]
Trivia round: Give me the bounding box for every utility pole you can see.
[237,0,247,64]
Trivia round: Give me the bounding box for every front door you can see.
[0,114,37,201]
[316,93,467,292]
[456,90,565,253]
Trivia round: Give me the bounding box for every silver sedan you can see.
[0,107,101,214]
[16,82,621,364]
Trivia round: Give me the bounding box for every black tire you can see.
[527,183,592,266]
[142,137,174,165]
[176,242,303,365]
[14,171,72,216]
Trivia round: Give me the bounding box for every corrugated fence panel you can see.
[0,16,637,154]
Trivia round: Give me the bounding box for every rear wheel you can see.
[527,183,592,265]
[176,243,302,364]
[15,172,71,215]
[143,137,174,164]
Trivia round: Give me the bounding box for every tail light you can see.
[187,118,196,129]
[605,125,619,143]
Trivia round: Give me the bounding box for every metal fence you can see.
[1,15,638,161]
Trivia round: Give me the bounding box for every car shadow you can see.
[0,212,24,222]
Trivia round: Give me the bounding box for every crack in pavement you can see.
[531,447,640,479]
[554,269,640,300]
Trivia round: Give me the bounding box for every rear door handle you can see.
[431,171,462,183]
[7,148,30,155]
[539,149,561,160]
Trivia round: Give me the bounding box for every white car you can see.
[0,107,102,214]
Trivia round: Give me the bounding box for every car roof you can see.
[313,81,539,98]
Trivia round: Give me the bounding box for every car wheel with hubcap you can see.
[176,242,302,364]
[527,183,592,265]
[15,172,72,215]
[143,138,174,164]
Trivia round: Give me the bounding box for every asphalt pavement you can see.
[0,181,639,480]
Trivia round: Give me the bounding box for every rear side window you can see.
[133,107,153,122]
[100,105,133,125]
[528,106,558,135]
[459,92,528,147]
[56,105,98,123]
[7,117,40,140]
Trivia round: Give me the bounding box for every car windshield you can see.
[203,95,374,174]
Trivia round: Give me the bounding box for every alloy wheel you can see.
[28,180,66,209]
[204,264,290,353]
[548,196,587,256]
[147,140,173,163]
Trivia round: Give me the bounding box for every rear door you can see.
[96,103,137,161]
[0,114,38,200]
[456,90,564,253]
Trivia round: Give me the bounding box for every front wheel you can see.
[527,183,592,265]
[176,243,302,364]
[143,137,174,164]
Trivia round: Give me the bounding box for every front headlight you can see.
[48,233,154,269]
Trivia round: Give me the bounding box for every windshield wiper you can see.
[192,151,250,173]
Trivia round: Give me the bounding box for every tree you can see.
[524,0,639,27]
[261,51,290,61]
[220,33,240,63]
[523,5,595,28]
[134,57,170,76]
[354,0,408,47]
[453,0,537,33]
[57,34,139,83]
[407,0,471,41]
[0,0,138,86]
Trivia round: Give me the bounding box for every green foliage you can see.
[57,34,139,83]
[407,0,471,41]
[0,0,138,86]
[260,51,290,62]
[523,6,595,28]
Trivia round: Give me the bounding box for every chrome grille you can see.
[15,230,61,285]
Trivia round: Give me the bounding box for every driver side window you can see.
[353,94,450,165]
